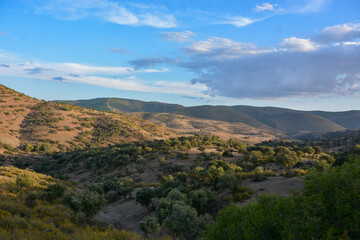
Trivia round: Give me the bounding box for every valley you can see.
[0,84,359,240]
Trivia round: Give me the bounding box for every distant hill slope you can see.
[130,112,280,144]
[311,110,360,129]
[233,106,346,136]
[59,98,347,136]
[0,85,175,152]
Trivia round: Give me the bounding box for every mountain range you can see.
[59,97,360,136]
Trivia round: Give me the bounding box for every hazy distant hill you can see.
[311,110,360,129]
[59,98,348,136]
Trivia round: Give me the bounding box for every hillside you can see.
[311,110,360,129]
[233,106,346,136]
[59,97,347,136]
[129,112,280,144]
[0,165,141,239]
[0,85,175,153]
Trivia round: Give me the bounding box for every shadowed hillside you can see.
[311,110,360,129]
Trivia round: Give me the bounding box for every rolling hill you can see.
[0,85,175,153]
[59,98,348,136]
[311,110,360,129]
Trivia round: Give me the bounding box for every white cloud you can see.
[184,37,275,60]
[254,3,277,12]
[161,31,195,43]
[314,23,360,43]
[279,37,317,52]
[34,0,177,28]
[221,16,260,27]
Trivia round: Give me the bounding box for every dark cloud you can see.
[68,73,81,78]
[52,77,66,81]
[181,95,205,100]
[25,67,52,75]
[110,47,131,54]
[0,64,9,67]
[182,44,360,99]
[128,57,172,69]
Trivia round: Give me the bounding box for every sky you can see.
[0,0,359,111]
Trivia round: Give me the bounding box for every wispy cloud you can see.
[0,32,7,35]
[0,54,207,97]
[109,47,131,54]
[221,16,263,27]
[25,67,53,75]
[297,0,328,13]
[161,31,195,43]
[34,0,177,28]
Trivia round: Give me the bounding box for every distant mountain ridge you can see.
[58,98,357,136]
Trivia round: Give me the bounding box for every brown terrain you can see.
[0,84,175,153]
[129,112,281,144]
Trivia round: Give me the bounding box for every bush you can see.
[16,173,32,188]
[42,184,66,203]
[139,216,160,236]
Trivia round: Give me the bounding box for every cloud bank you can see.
[178,23,360,99]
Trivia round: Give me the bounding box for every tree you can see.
[42,184,66,203]
[219,171,238,191]
[166,189,187,203]
[136,187,155,212]
[62,190,105,219]
[139,216,160,237]
[80,190,106,219]
[166,203,200,240]
[302,146,315,154]
[156,198,173,223]
[62,190,82,216]
[277,151,299,169]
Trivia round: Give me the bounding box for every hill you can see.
[311,110,360,129]
[0,85,174,153]
[59,98,347,136]
[0,165,141,239]
[129,112,280,144]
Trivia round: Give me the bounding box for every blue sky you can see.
[0,0,359,111]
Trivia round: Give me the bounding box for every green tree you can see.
[136,187,155,212]
[80,190,106,219]
[139,216,160,237]
[166,203,200,240]
[42,184,66,203]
